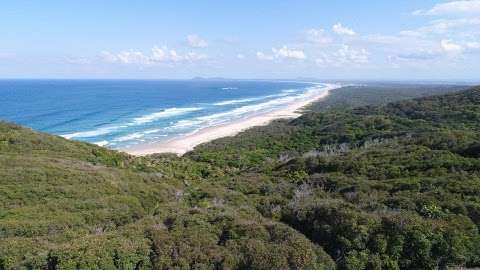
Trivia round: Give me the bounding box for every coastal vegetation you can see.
[1,83,480,269]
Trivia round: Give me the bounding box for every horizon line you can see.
[0,77,478,84]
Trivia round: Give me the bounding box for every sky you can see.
[0,0,479,80]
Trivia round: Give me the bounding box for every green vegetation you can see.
[1,83,480,269]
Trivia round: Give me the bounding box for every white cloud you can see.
[151,46,207,62]
[332,23,356,36]
[256,52,274,60]
[365,32,442,61]
[184,52,207,61]
[413,0,480,16]
[305,28,332,44]
[466,41,480,49]
[256,46,306,61]
[272,46,306,60]
[104,50,149,64]
[441,39,464,53]
[335,45,369,64]
[365,12,480,62]
[65,56,93,64]
[237,54,245,59]
[439,40,480,54]
[395,50,440,61]
[101,51,119,63]
[314,53,334,65]
[151,46,185,62]
[464,41,480,54]
[401,18,480,37]
[314,45,369,67]
[102,46,207,65]
[150,46,167,62]
[187,34,208,48]
[366,34,408,44]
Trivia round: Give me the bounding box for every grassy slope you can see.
[1,83,479,269]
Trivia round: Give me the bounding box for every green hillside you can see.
[0,122,335,269]
[1,84,480,269]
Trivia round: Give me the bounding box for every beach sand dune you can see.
[123,83,341,156]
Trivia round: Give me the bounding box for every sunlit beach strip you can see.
[123,83,341,156]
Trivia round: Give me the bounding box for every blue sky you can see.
[1,1,479,80]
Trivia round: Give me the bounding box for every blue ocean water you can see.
[0,80,326,149]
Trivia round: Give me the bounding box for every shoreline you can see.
[122,83,341,156]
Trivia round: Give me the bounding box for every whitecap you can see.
[213,97,260,106]
[61,107,202,140]
[162,119,204,132]
[93,140,109,147]
[197,85,328,125]
[213,93,291,106]
[113,132,145,142]
[132,107,202,125]
[61,126,121,139]
[143,129,162,134]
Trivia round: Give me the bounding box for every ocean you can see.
[0,79,327,149]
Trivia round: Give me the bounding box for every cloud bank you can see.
[187,34,208,48]
[257,46,306,61]
[413,0,480,16]
[102,46,207,65]
[332,23,356,36]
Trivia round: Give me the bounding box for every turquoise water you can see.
[0,79,327,149]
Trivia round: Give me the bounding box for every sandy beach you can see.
[123,83,341,156]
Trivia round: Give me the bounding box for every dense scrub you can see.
[190,85,480,269]
[1,83,479,269]
[0,126,332,269]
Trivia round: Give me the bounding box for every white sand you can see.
[123,83,341,156]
